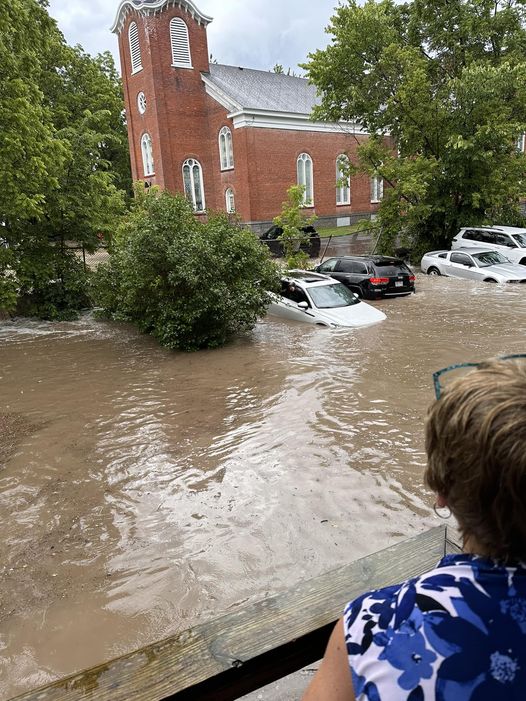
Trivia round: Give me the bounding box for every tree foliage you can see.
[0,0,130,317]
[93,189,281,351]
[273,185,317,269]
[304,0,526,253]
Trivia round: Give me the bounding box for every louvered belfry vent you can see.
[170,17,192,68]
[129,21,142,73]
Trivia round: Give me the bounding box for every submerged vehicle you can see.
[267,270,387,328]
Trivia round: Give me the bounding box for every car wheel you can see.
[484,278,498,283]
[519,258,526,266]
[427,267,440,276]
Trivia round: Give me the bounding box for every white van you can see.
[451,226,526,265]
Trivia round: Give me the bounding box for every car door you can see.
[493,233,520,263]
[331,259,367,293]
[278,283,316,322]
[448,252,480,279]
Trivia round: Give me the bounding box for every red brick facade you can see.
[115,0,381,231]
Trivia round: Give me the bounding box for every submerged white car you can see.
[420,248,526,283]
[267,271,387,328]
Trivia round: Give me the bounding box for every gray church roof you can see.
[206,64,320,115]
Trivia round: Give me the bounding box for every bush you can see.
[93,189,281,351]
[14,248,92,321]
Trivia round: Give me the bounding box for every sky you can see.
[47,0,339,74]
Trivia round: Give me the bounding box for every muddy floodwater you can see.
[1,274,525,698]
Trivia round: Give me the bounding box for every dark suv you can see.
[259,225,321,258]
[314,255,415,299]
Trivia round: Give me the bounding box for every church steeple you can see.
[111,0,212,34]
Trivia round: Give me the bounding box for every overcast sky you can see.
[47,0,339,74]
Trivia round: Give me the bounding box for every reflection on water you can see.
[1,275,525,698]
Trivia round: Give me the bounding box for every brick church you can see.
[111,0,384,232]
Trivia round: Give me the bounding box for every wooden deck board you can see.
[11,525,448,701]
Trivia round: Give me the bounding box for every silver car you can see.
[420,248,526,283]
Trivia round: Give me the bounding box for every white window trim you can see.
[129,22,143,74]
[371,175,384,203]
[137,91,146,114]
[297,152,314,207]
[141,133,155,176]
[225,187,235,213]
[182,158,205,212]
[336,155,351,206]
[219,126,234,170]
[170,17,193,69]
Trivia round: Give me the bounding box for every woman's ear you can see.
[436,493,447,508]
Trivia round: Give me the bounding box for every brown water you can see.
[1,274,525,699]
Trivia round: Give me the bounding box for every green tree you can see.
[273,185,317,269]
[303,0,526,254]
[0,0,130,317]
[0,0,61,225]
[93,189,281,351]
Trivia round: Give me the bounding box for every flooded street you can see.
[1,274,525,699]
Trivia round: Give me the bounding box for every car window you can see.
[374,261,410,275]
[465,230,494,244]
[450,252,473,265]
[438,253,447,259]
[281,281,310,305]
[472,251,509,267]
[307,283,360,308]
[318,258,338,273]
[512,233,526,247]
[337,260,368,274]
[463,229,481,241]
[494,233,517,248]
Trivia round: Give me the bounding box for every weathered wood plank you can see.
[11,525,447,701]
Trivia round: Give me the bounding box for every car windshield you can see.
[472,251,509,267]
[307,283,360,308]
[512,233,526,247]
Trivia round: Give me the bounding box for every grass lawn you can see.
[317,220,379,238]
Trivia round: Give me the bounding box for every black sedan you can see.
[315,255,415,299]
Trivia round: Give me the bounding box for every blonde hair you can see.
[424,357,526,562]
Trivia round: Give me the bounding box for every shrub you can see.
[273,185,317,269]
[93,189,281,351]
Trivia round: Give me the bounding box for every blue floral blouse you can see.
[343,553,526,700]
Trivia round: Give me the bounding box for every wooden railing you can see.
[11,525,460,701]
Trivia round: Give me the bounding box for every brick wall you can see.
[117,2,383,230]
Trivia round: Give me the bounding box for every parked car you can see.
[267,270,386,328]
[314,255,415,299]
[259,225,321,258]
[451,226,526,265]
[421,248,526,283]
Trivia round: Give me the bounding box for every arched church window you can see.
[297,153,314,206]
[182,158,205,212]
[225,188,235,213]
[371,175,384,203]
[129,22,142,74]
[219,127,234,170]
[336,154,351,205]
[141,133,155,176]
[170,18,192,68]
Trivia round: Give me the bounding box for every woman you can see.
[302,356,526,700]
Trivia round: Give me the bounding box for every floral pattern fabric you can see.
[344,553,526,700]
